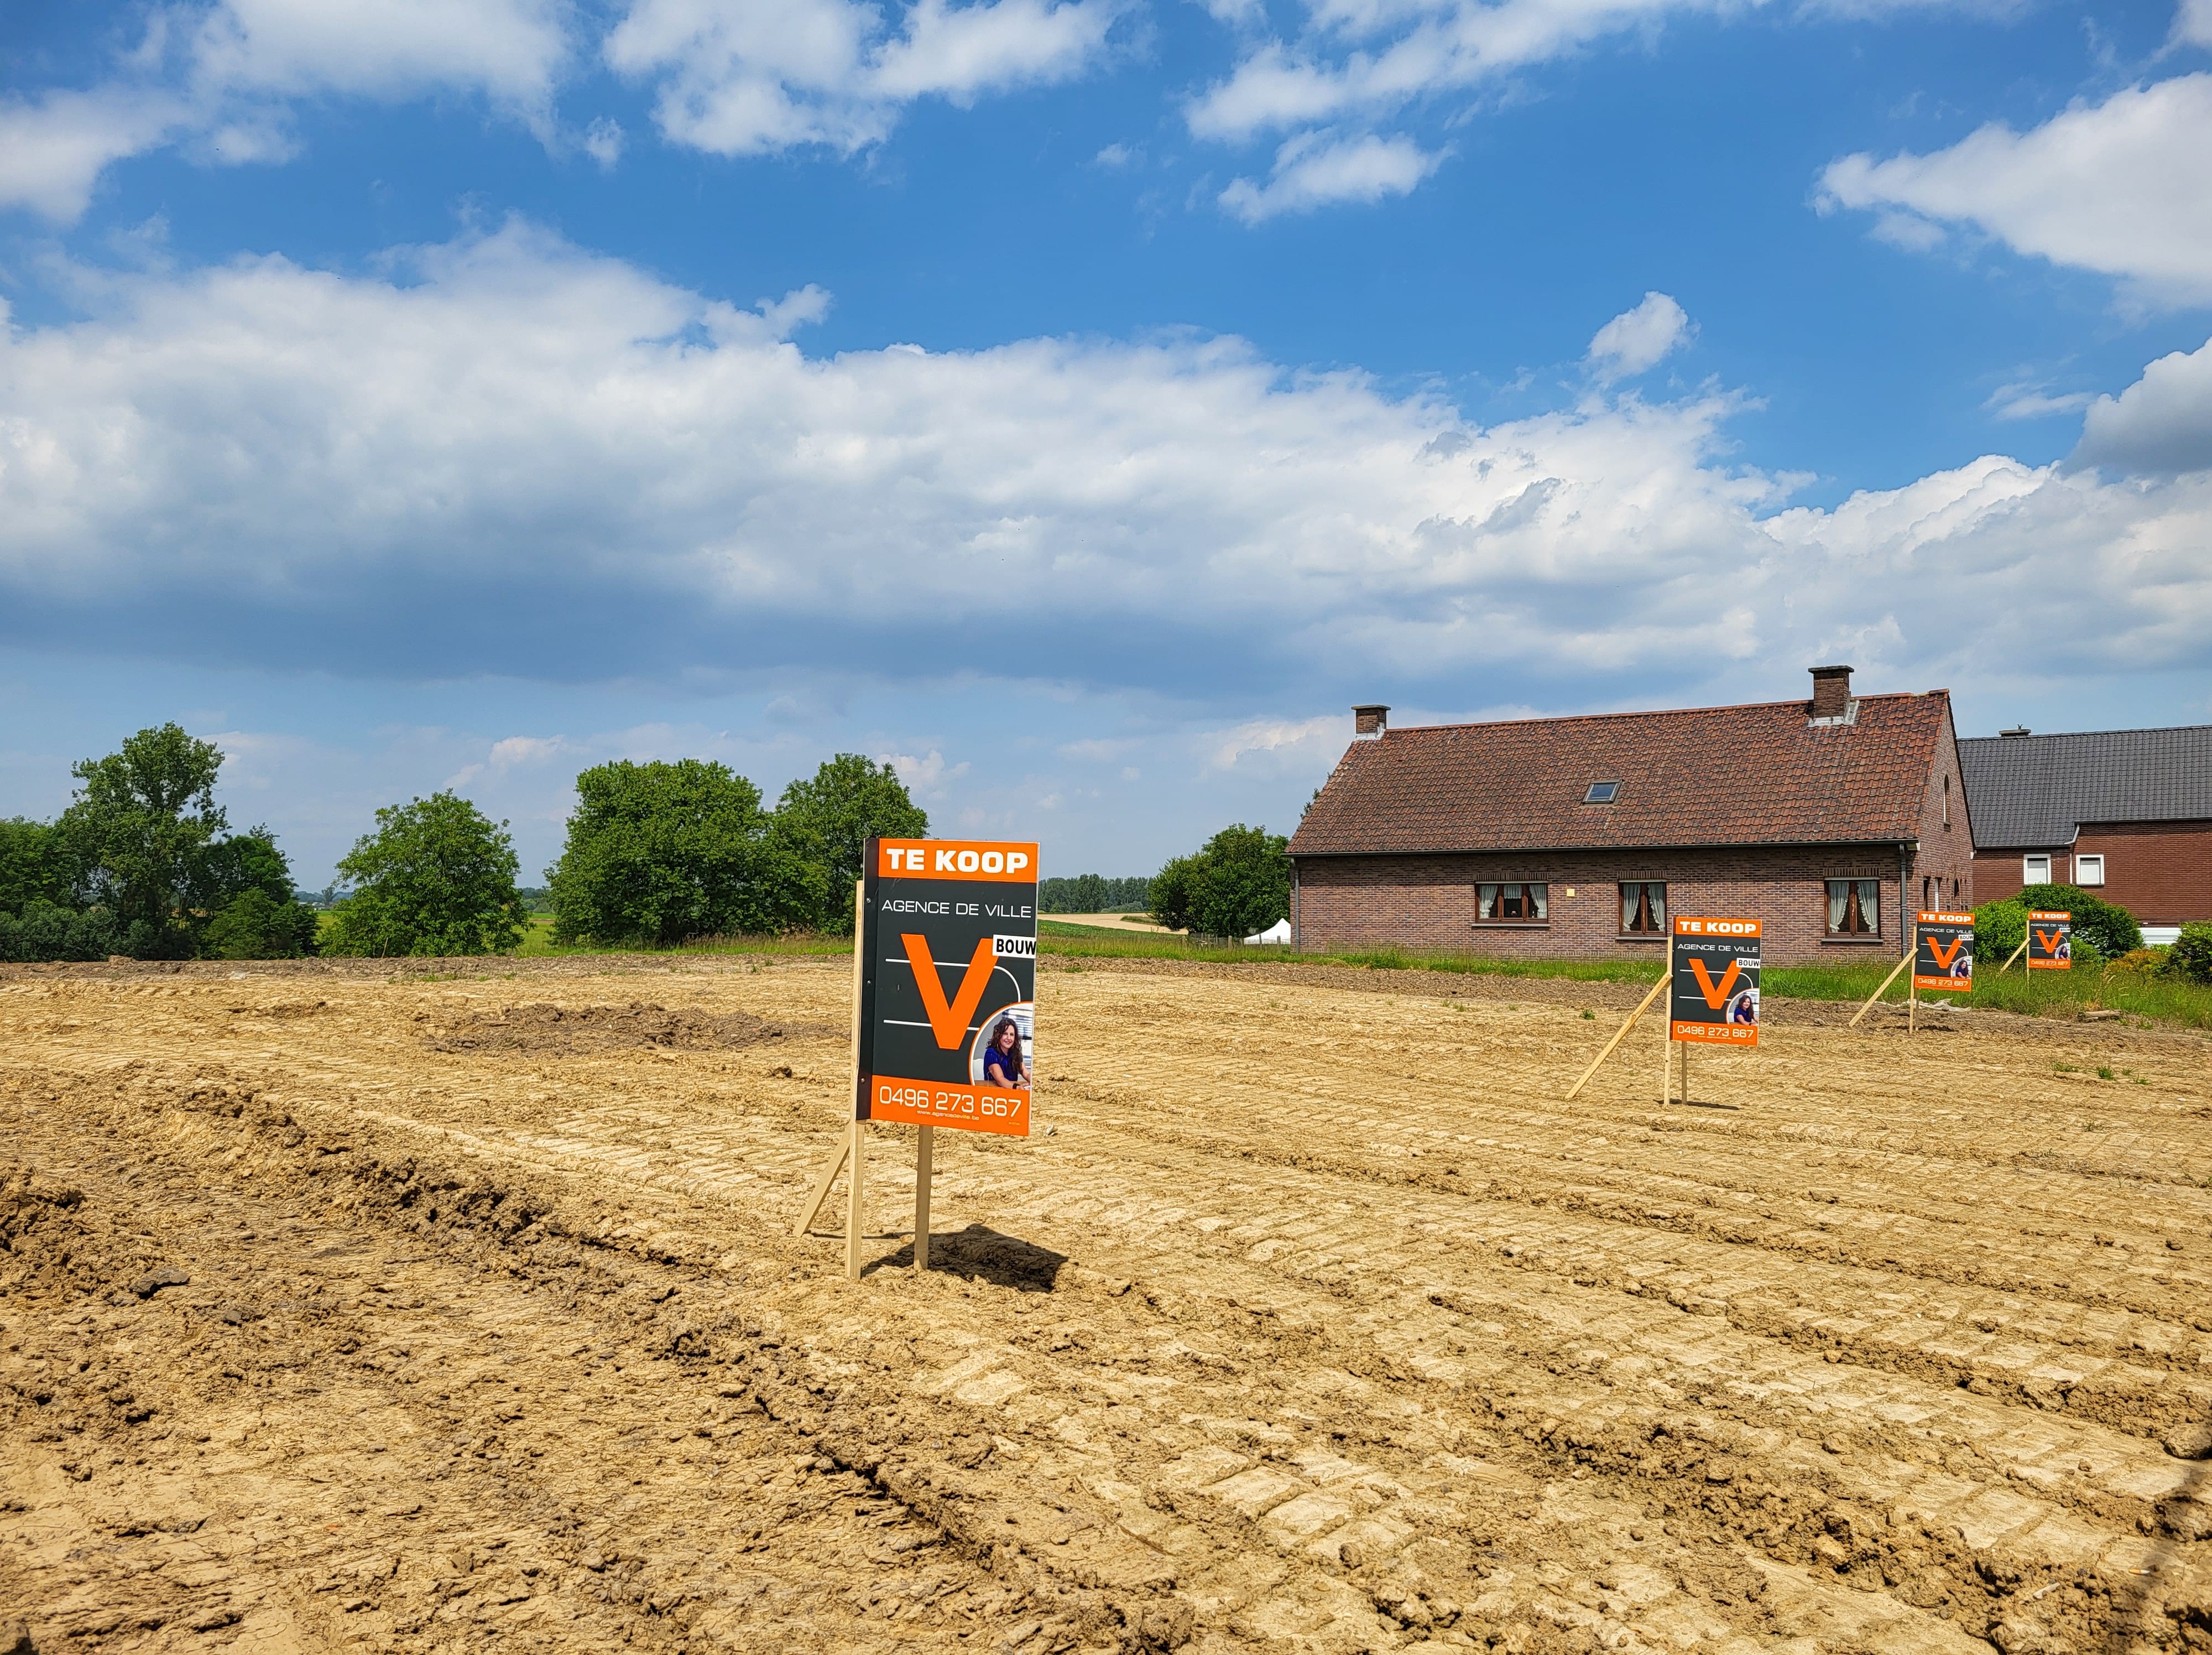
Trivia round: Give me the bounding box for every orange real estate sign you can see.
[857,838,1039,1137]
[1670,917,1761,1047]
[1914,910,1975,993]
[2027,909,2072,971]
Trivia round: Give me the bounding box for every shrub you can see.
[1148,825,1290,938]
[2169,923,2212,986]
[0,900,122,962]
[203,889,320,960]
[2105,947,2173,977]
[324,793,526,957]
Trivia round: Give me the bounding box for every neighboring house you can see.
[1959,725,2212,945]
[1288,667,1971,966]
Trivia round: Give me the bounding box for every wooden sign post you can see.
[794,839,1039,1279]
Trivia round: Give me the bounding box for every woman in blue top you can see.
[982,1016,1030,1089]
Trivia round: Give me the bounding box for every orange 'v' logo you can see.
[902,934,998,1049]
[2034,928,2064,955]
[1927,935,1965,970]
[1687,958,1743,1010]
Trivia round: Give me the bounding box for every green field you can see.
[310,912,2212,1029]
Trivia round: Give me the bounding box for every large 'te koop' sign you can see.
[856,839,1039,1137]
[1670,917,1761,1047]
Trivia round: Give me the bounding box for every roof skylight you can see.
[1584,780,1620,804]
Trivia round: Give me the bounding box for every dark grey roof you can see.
[1959,725,2212,847]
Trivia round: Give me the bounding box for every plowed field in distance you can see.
[3,954,2210,1655]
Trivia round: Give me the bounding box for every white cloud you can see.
[583,116,627,168]
[1585,292,1694,381]
[1818,74,2212,304]
[2178,0,2212,47]
[1219,131,1443,221]
[0,0,577,222]
[1983,381,2093,421]
[1206,715,1341,773]
[0,90,191,221]
[883,748,972,795]
[1,222,2207,715]
[604,0,1119,158]
[2074,336,2212,476]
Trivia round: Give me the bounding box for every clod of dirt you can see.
[128,1264,190,1298]
[426,1001,819,1055]
[2164,1424,2212,1460]
[1,1620,33,1655]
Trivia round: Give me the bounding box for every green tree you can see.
[195,827,320,957]
[547,759,822,945]
[2167,923,2212,985]
[0,818,75,917]
[1149,826,1292,938]
[1147,855,1201,931]
[324,793,526,957]
[773,755,928,932]
[0,901,122,963]
[59,724,228,957]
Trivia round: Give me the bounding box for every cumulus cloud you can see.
[2074,336,2212,476]
[1818,74,2212,304]
[0,0,575,222]
[604,0,1119,157]
[1585,292,1694,381]
[1219,131,1443,221]
[0,90,192,222]
[1,222,2207,712]
[2178,0,2212,46]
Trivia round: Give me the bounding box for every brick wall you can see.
[1294,844,1911,966]
[1975,822,2212,923]
[1909,701,1975,915]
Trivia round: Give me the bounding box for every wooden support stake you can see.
[1564,967,1670,1100]
[844,1119,867,1281]
[1679,1040,1691,1106]
[1659,933,1675,1106]
[1848,951,1913,1028]
[792,1134,848,1237]
[842,876,867,1281]
[914,1125,933,1271]
[1999,937,2029,974]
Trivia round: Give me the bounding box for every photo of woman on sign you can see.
[979,1014,1031,1089]
[1726,985,1759,1025]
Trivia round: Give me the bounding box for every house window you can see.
[1943,776,1952,829]
[2076,854,2105,887]
[1825,878,1881,936]
[2023,855,2051,885]
[1922,876,1933,909]
[1619,882,1666,934]
[1584,781,1620,804]
[1478,882,1548,923]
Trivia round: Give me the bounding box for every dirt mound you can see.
[427,1000,818,1055]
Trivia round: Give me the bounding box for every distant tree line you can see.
[0,728,930,961]
[1037,874,1151,912]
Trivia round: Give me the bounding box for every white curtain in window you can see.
[1529,883,1548,920]
[1478,883,1498,920]
[1620,885,1638,931]
[1827,881,1846,932]
[1650,884,1665,929]
[1856,879,1880,932]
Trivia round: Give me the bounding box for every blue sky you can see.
[3,0,2210,885]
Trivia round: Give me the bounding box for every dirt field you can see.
[4,954,2210,1655]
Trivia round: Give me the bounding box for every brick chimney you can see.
[1353,704,1390,738]
[1999,726,2031,738]
[1807,665,1853,721]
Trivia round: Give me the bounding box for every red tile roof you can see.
[1288,691,1952,856]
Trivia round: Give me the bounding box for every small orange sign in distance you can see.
[1670,917,1761,1046]
[2026,909,2072,971]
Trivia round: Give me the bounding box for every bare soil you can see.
[3,954,2210,1654]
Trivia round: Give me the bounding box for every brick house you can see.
[1287,667,1971,966]
[1960,725,2212,945]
